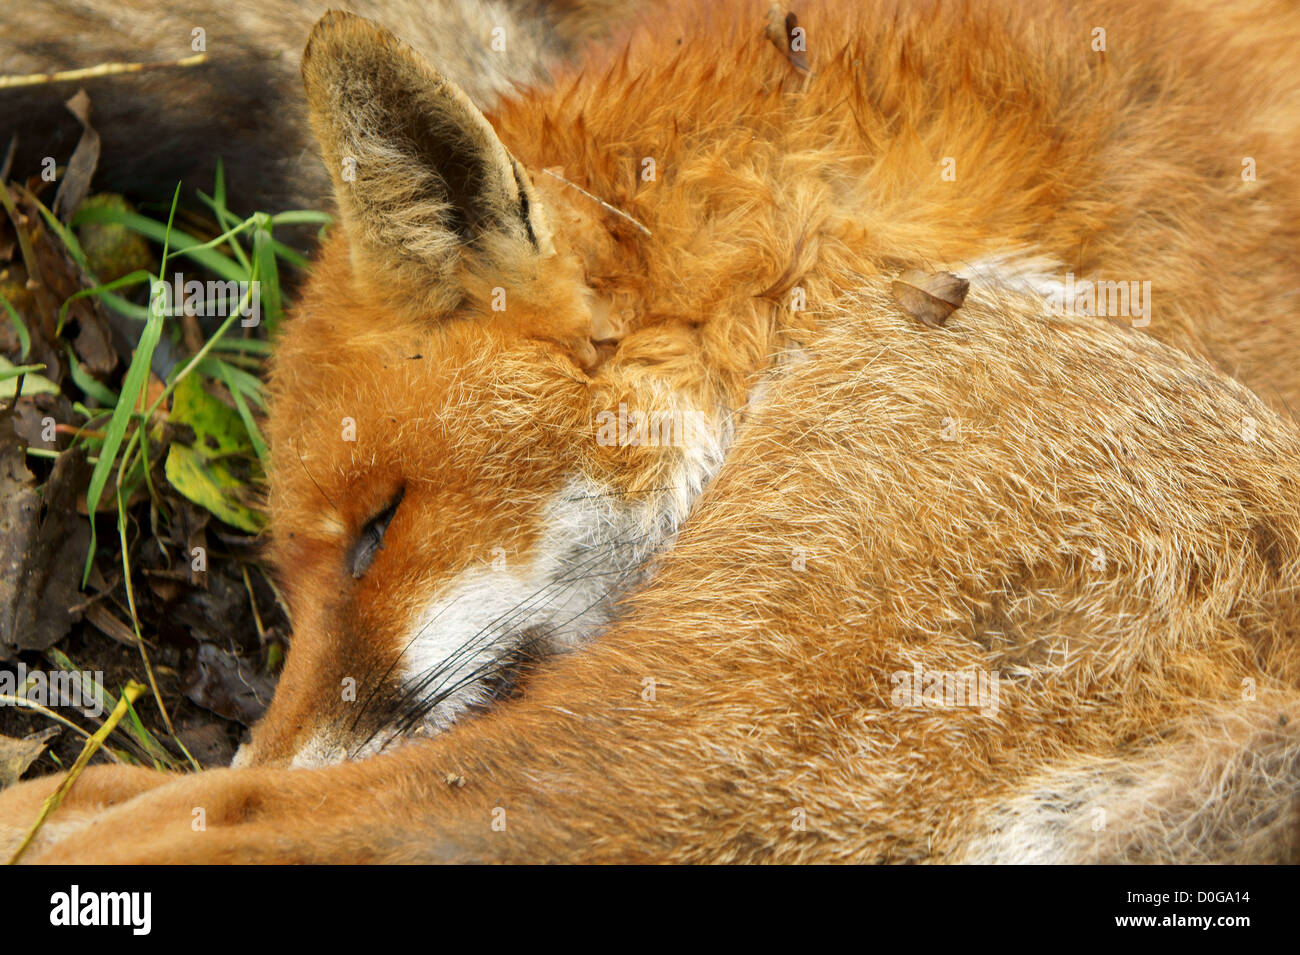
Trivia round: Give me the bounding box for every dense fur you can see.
[7,278,1300,862]
[2,0,1299,862]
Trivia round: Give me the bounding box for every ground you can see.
[0,94,314,782]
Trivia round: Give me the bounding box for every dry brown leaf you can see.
[765,3,812,76]
[52,90,101,223]
[0,424,91,655]
[83,601,141,648]
[891,269,970,328]
[133,371,168,414]
[0,726,59,788]
[181,642,277,727]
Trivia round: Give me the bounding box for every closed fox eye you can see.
[350,487,406,579]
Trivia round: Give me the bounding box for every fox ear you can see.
[301,10,554,314]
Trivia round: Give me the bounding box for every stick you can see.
[541,167,653,237]
[7,681,145,864]
[0,53,208,90]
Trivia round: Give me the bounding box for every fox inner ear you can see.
[301,10,554,314]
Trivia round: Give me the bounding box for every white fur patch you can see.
[954,251,1066,305]
[956,706,1300,863]
[287,735,350,770]
[385,400,736,740]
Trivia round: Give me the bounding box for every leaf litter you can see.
[0,92,314,779]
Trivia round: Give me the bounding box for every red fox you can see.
[2,0,1300,862]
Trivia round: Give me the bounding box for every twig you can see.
[0,179,44,292]
[7,681,144,864]
[0,136,15,183]
[259,565,293,630]
[0,53,208,90]
[240,562,266,642]
[541,167,652,237]
[0,694,117,756]
[115,486,199,771]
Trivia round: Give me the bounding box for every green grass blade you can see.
[269,210,334,226]
[0,362,46,382]
[56,268,152,334]
[81,308,161,585]
[269,239,310,271]
[82,185,183,586]
[0,288,31,359]
[251,214,282,330]
[210,358,269,465]
[198,354,267,408]
[70,205,246,283]
[210,337,272,355]
[62,344,118,407]
[196,159,253,272]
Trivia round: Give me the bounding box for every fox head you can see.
[235,11,728,767]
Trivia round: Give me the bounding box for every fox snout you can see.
[232,630,405,768]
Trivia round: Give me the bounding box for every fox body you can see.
[3,0,1300,861]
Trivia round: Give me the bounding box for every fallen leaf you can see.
[52,90,101,224]
[134,371,167,414]
[181,641,276,727]
[0,727,59,788]
[6,184,117,383]
[891,269,970,328]
[164,373,265,532]
[0,416,91,656]
[74,193,154,284]
[765,3,812,76]
[166,557,263,650]
[9,393,71,450]
[82,602,140,648]
[0,356,60,398]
